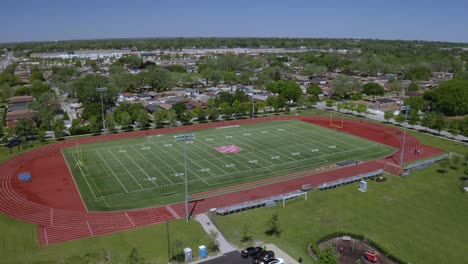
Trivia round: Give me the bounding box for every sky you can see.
[1,0,467,43]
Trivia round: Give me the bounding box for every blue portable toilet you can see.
[199,245,207,258]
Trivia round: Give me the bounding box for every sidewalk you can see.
[195,213,237,254]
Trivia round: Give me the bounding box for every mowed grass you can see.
[213,164,468,264]
[0,215,208,264]
[62,120,394,211]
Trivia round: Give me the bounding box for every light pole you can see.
[251,94,255,118]
[400,105,411,166]
[174,133,195,222]
[96,87,108,132]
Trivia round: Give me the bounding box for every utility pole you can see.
[174,134,195,222]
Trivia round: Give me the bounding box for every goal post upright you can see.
[330,112,344,129]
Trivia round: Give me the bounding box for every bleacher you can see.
[317,169,384,190]
[403,153,449,171]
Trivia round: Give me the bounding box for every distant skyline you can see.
[1,0,468,44]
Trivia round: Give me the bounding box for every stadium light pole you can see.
[96,87,108,132]
[400,105,411,166]
[251,94,255,118]
[174,133,195,222]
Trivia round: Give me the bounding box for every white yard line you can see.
[106,149,145,190]
[130,145,174,185]
[96,151,129,193]
[150,142,211,185]
[122,150,159,188]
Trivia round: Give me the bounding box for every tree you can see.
[395,113,405,125]
[317,245,339,264]
[404,96,428,113]
[408,109,420,127]
[408,82,419,92]
[126,247,146,264]
[232,100,243,117]
[331,75,362,98]
[356,103,368,117]
[432,112,446,134]
[384,110,394,123]
[363,82,384,96]
[306,83,323,97]
[389,79,403,95]
[53,119,66,140]
[168,109,177,126]
[153,109,168,127]
[14,119,37,142]
[421,111,436,131]
[220,102,233,118]
[29,91,58,129]
[105,113,116,132]
[240,224,252,243]
[193,106,206,122]
[255,101,267,114]
[278,80,302,104]
[172,102,187,118]
[88,116,102,134]
[119,111,132,130]
[405,65,432,81]
[265,212,281,237]
[423,80,468,116]
[136,109,150,128]
[325,99,335,109]
[266,96,277,112]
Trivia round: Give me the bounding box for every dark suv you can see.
[251,250,275,263]
[241,247,263,258]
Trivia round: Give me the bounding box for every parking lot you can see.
[201,251,251,264]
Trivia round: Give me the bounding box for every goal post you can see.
[74,144,84,169]
[330,112,344,129]
[282,191,307,207]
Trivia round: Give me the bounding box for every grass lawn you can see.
[63,120,394,211]
[213,129,468,264]
[0,215,209,264]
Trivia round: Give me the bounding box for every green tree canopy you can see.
[423,79,468,116]
[363,82,384,96]
[405,65,433,81]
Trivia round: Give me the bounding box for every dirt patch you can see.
[318,236,397,264]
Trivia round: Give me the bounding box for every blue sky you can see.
[1,0,467,43]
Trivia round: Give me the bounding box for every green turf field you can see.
[62,120,395,211]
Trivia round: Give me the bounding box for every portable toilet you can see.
[199,245,207,258]
[184,247,192,262]
[359,180,367,192]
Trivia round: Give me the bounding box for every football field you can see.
[62,120,395,211]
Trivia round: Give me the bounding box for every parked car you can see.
[251,250,275,263]
[241,246,263,258]
[261,258,284,264]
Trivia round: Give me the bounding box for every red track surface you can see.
[0,116,444,246]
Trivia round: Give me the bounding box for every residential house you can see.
[6,109,37,128]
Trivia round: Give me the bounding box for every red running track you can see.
[0,116,444,245]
